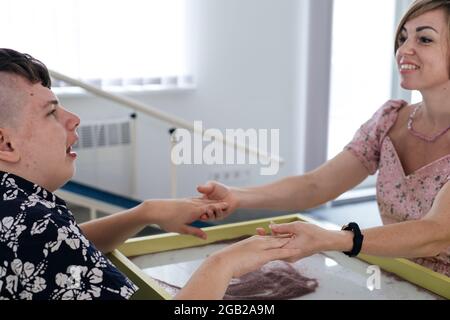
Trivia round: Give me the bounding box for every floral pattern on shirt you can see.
[345,100,450,277]
[0,172,138,299]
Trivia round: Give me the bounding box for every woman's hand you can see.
[257,221,351,262]
[147,198,229,239]
[197,181,240,220]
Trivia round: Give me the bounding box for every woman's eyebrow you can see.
[416,26,438,33]
[401,25,438,33]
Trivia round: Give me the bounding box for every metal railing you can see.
[50,70,284,213]
[50,70,284,165]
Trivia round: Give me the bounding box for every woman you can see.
[198,0,450,277]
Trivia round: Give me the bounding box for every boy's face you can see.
[6,76,80,191]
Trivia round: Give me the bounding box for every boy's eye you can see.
[47,109,57,116]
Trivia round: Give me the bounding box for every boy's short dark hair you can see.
[0,48,51,88]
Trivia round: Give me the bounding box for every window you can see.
[328,0,397,161]
[411,91,422,104]
[0,0,190,90]
[326,0,415,202]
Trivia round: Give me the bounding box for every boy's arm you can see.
[79,199,228,253]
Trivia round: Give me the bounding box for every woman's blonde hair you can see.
[394,0,450,53]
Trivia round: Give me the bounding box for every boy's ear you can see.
[0,128,20,163]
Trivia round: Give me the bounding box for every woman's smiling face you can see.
[396,9,450,91]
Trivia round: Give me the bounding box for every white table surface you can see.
[130,241,442,300]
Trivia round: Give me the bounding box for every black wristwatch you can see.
[341,222,364,257]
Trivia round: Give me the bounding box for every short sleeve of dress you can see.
[344,100,407,175]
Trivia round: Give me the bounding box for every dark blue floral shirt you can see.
[0,172,138,300]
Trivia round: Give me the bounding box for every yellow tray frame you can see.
[108,214,450,300]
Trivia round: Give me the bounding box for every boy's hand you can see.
[150,198,228,239]
[209,235,299,278]
[197,181,240,220]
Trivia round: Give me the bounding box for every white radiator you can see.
[72,116,135,197]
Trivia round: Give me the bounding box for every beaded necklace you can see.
[407,104,450,143]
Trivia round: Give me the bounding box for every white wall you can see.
[59,0,325,200]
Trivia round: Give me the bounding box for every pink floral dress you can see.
[345,100,450,277]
